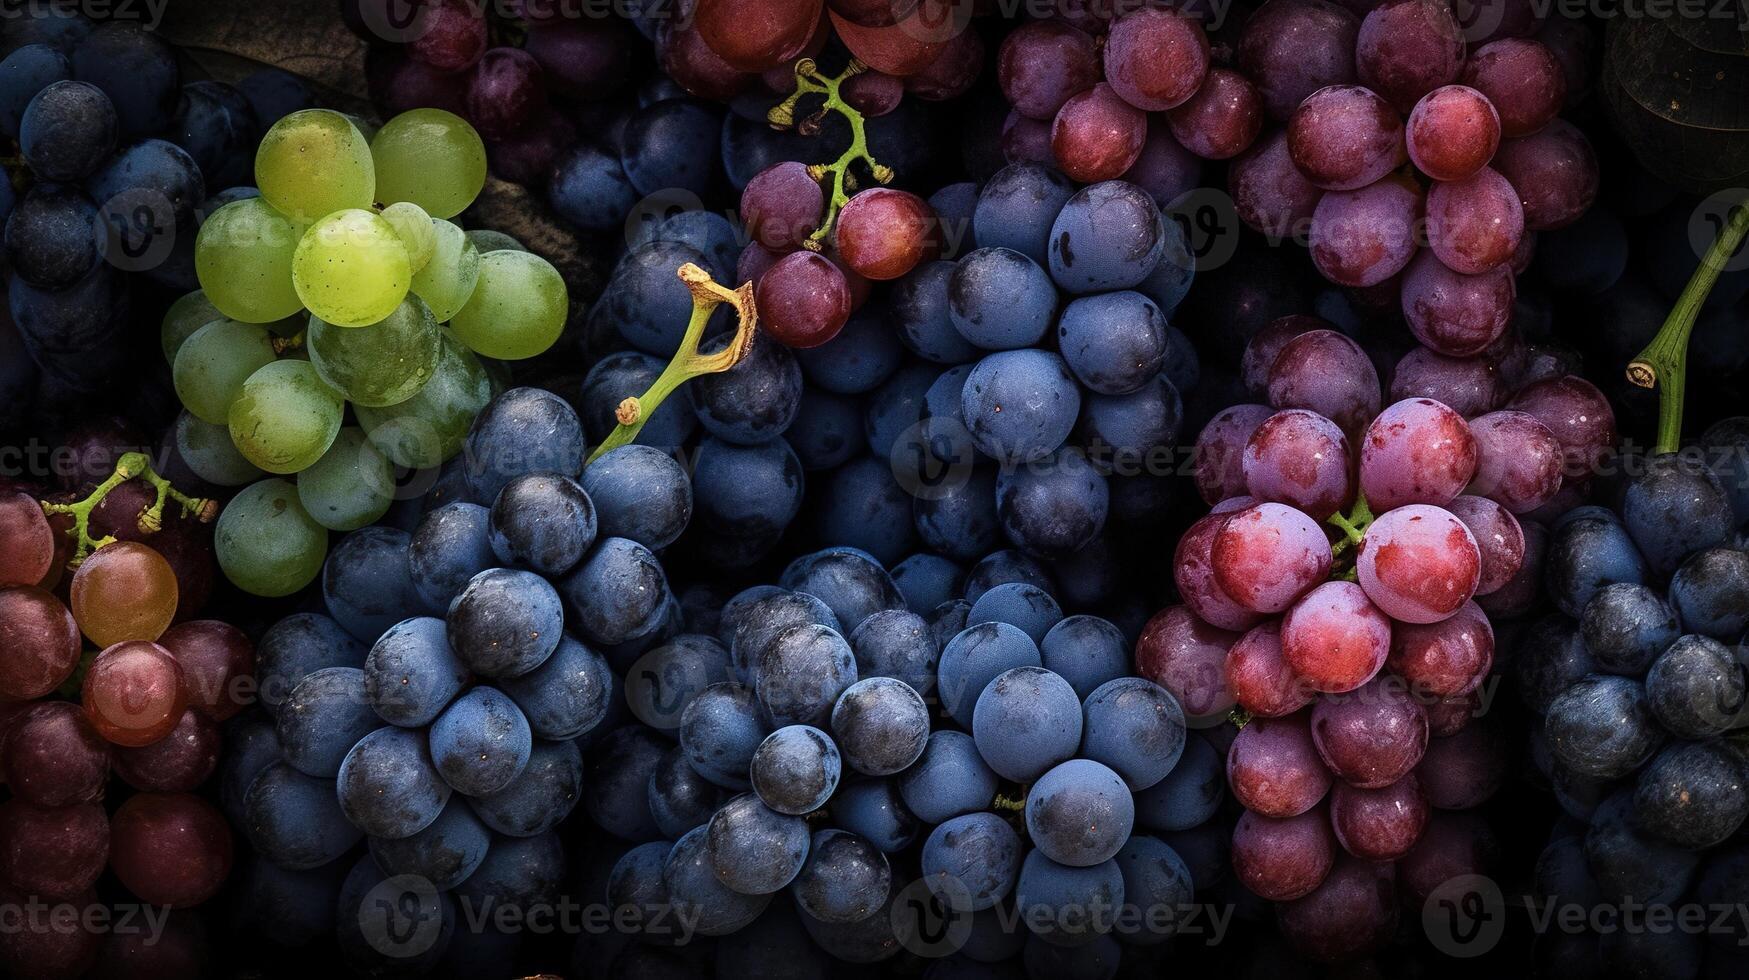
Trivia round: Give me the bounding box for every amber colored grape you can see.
[0,586,82,700]
[68,541,179,648]
[109,792,233,908]
[0,492,54,587]
[156,620,255,722]
[81,641,188,748]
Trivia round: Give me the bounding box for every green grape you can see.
[410,219,479,322]
[297,427,395,531]
[172,320,277,425]
[255,109,375,222]
[307,294,441,408]
[291,209,412,328]
[227,360,345,475]
[464,229,524,254]
[357,330,494,469]
[194,198,306,324]
[382,201,436,273]
[173,410,265,486]
[370,108,487,219]
[215,478,328,597]
[449,250,568,360]
[161,290,223,364]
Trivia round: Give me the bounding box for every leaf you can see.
[158,2,372,109]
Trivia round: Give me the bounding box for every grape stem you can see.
[768,57,894,251]
[39,451,218,566]
[1326,495,1374,554]
[1628,193,1749,454]
[583,264,758,466]
[990,793,1027,813]
[1228,707,1253,731]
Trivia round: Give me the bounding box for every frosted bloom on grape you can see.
[1281,581,1391,694]
[1212,502,1333,613]
[1359,398,1478,511]
[1356,504,1480,624]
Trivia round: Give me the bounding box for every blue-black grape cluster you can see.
[1519,433,1749,974]
[0,12,318,435]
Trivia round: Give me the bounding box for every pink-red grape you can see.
[465,47,542,140]
[0,586,81,700]
[658,21,754,101]
[1398,811,1499,903]
[1354,0,1465,113]
[1426,167,1525,275]
[1228,710,1332,817]
[1389,347,1498,418]
[1504,374,1615,479]
[1329,773,1429,860]
[1232,806,1335,900]
[1400,248,1516,357]
[826,7,947,77]
[1459,38,1566,137]
[1287,84,1406,190]
[756,251,853,348]
[1122,117,1203,208]
[1281,581,1391,693]
[82,641,188,748]
[108,792,233,908]
[1103,7,1209,111]
[1050,82,1147,183]
[1277,857,1398,962]
[1493,119,1598,230]
[1310,677,1430,786]
[2,703,109,807]
[155,620,254,722]
[407,0,486,73]
[1309,177,1422,287]
[1213,502,1334,614]
[1406,85,1501,181]
[1242,316,1330,396]
[113,709,221,792]
[0,491,53,587]
[1166,68,1264,160]
[1359,398,1478,510]
[0,800,108,897]
[1194,404,1275,504]
[1445,494,1525,594]
[696,0,822,72]
[1356,504,1481,623]
[743,162,825,253]
[833,188,938,281]
[1226,621,1315,718]
[1387,599,1494,698]
[1243,409,1356,520]
[997,19,1098,121]
[1416,716,1509,809]
[1265,329,1382,436]
[1135,605,1241,723]
[1465,409,1564,511]
[1174,513,1267,632]
[1230,128,1322,240]
[1237,0,1360,121]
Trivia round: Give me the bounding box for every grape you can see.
[749,725,840,815]
[1224,620,1311,717]
[707,793,811,896]
[0,586,80,699]
[557,537,671,648]
[1230,129,1322,239]
[835,188,937,282]
[920,811,1021,911]
[1633,741,1748,849]
[81,639,187,748]
[1459,38,1565,138]
[0,491,53,588]
[3,701,109,805]
[1358,398,1478,511]
[1445,495,1524,595]
[1286,85,1406,191]
[1134,605,1241,723]
[253,109,373,221]
[447,567,562,678]
[888,556,962,616]
[1212,502,1334,614]
[1238,0,1360,121]
[1228,711,1332,817]
[18,79,113,182]
[1166,68,1264,160]
[360,616,467,728]
[942,247,1055,352]
[1329,774,1428,860]
[408,219,480,323]
[679,681,769,791]
[368,796,490,890]
[0,44,69,140]
[1232,806,1335,900]
[483,473,595,577]
[4,184,96,291]
[0,800,107,897]
[1622,453,1735,578]
[1277,856,1397,962]
[426,685,531,798]
[1033,616,1125,702]
[741,161,825,252]
[1175,508,1271,633]
[964,582,1060,647]
[1193,404,1272,504]
[292,208,414,329]
[242,761,362,870]
[937,620,1043,728]
[368,107,487,222]
[573,725,662,842]
[1281,580,1392,693]
[1080,677,1187,791]
[227,360,345,474]
[337,725,450,838]
[1400,248,1516,357]
[160,290,224,365]
[1047,179,1167,294]
[153,620,251,724]
[1584,791,1698,906]
[1050,82,1147,183]
[1493,119,1598,231]
[69,540,178,647]
[1389,346,1497,418]
[192,197,306,324]
[1669,548,1749,641]
[728,590,840,683]
[757,250,853,349]
[275,666,376,779]
[961,349,1080,464]
[356,330,494,469]
[1403,86,1499,187]
[792,829,891,924]
[1014,848,1125,945]
[1242,409,1355,520]
[255,613,366,720]
[374,203,434,276]
[296,427,394,532]
[1054,290,1168,395]
[1390,601,1494,705]
[1505,375,1615,480]
[172,411,263,487]
[967,665,1080,783]
[70,20,176,137]
[1103,7,1208,111]
[1308,178,1420,288]
[694,0,820,71]
[1354,0,1465,112]
[897,729,997,825]
[995,446,1109,558]
[1578,582,1679,677]
[1267,329,1382,436]
[1465,409,1563,512]
[998,19,1098,120]
[1356,503,1482,623]
[1545,674,1664,779]
[1427,167,1525,275]
[171,319,276,425]
[831,676,929,777]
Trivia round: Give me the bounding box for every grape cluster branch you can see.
[768,57,893,251]
[41,451,218,566]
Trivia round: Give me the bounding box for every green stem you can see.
[1629,194,1749,454]
[1326,495,1374,557]
[991,793,1027,813]
[584,264,759,467]
[40,451,217,566]
[1228,707,1253,731]
[768,58,893,251]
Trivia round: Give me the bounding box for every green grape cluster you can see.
[182,107,569,597]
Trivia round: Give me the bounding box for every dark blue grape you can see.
[727,590,840,685]
[1669,547,1749,640]
[580,350,697,450]
[7,261,129,393]
[693,330,803,444]
[69,21,178,138]
[692,436,805,537]
[217,711,281,827]
[19,79,113,182]
[1513,615,1595,714]
[898,731,998,825]
[889,260,980,364]
[487,473,597,576]
[499,635,613,740]
[891,554,965,615]
[464,387,585,502]
[1136,217,1196,314]
[1057,291,1169,396]
[965,550,1058,603]
[1081,677,1186,791]
[171,80,256,190]
[1622,453,1734,578]
[368,796,491,891]
[1038,615,1129,700]
[620,97,723,197]
[707,793,811,895]
[550,142,639,231]
[996,448,1110,559]
[606,840,673,938]
[849,608,938,697]
[1646,634,1747,738]
[967,582,1063,646]
[866,362,943,462]
[1077,374,1184,467]
[1579,583,1678,676]
[1634,741,1749,849]
[335,854,455,972]
[277,666,380,778]
[454,830,567,915]
[780,547,906,634]
[0,44,68,139]
[680,681,769,790]
[1543,512,1648,619]
[1133,734,1224,831]
[585,725,668,841]
[938,621,1044,728]
[913,465,999,562]
[1048,180,1167,294]
[627,208,738,281]
[921,811,1022,912]
[336,724,450,839]
[622,632,728,735]
[919,363,982,469]
[972,162,1076,266]
[809,456,920,568]
[1015,849,1125,945]
[558,536,671,646]
[236,67,314,135]
[962,350,1080,465]
[1584,791,1699,905]
[231,855,344,948]
[254,613,367,718]
[795,311,905,395]
[831,676,929,777]
[948,247,1057,351]
[831,779,919,853]
[363,616,470,727]
[243,761,363,870]
[595,239,720,356]
[719,584,786,644]
[86,138,202,277]
[792,830,892,924]
[649,746,726,838]
[1544,674,1665,779]
[795,875,904,964]
[750,725,840,816]
[5,183,98,290]
[409,501,497,610]
[323,526,435,643]
[430,686,532,796]
[787,386,867,471]
[447,567,564,678]
[971,665,1081,783]
[1026,759,1135,866]
[757,623,859,729]
[467,737,583,837]
[666,825,772,935]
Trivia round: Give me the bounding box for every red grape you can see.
[1310,677,1430,786]
[1407,85,1501,182]
[1329,773,1429,860]
[1476,517,1545,618]
[658,21,755,101]
[1103,7,1210,111]
[1277,857,1398,963]
[1459,38,1565,137]
[1309,177,1422,287]
[156,620,254,722]
[1359,397,1478,510]
[0,586,81,700]
[2,703,109,807]
[1122,117,1203,209]
[368,49,470,118]
[1050,82,1147,183]
[1389,346,1498,418]
[0,885,100,979]
[743,162,825,253]
[523,19,633,101]
[1242,316,1327,395]
[1464,410,1563,512]
[997,19,1099,121]
[109,792,233,907]
[113,709,221,792]
[1388,598,1493,698]
[1400,249,1516,357]
[738,241,782,287]
[827,0,919,27]
[827,7,948,77]
[1356,504,1482,623]
[755,251,853,348]
[1398,811,1499,903]
[1230,128,1322,240]
[1000,109,1054,165]
[1237,0,1360,122]
[487,105,576,186]
[1194,403,1275,504]
[695,0,823,72]
[1227,620,1315,717]
[904,23,982,102]
[1286,84,1406,191]
[1281,581,1391,693]
[465,47,543,141]
[1426,167,1524,275]
[1166,68,1264,160]
[1492,119,1598,230]
[1175,512,1267,632]
[1227,710,1332,817]
[1416,715,1509,809]
[1354,0,1465,113]
[1504,374,1615,479]
[406,0,486,73]
[0,491,53,587]
[1232,806,1336,900]
[1423,689,1482,736]
[1445,495,1524,594]
[842,69,904,116]
[1135,605,1241,724]
[1265,329,1382,436]
[833,188,938,281]
[82,641,188,748]
[1243,409,1356,520]
[1213,502,1334,614]
[0,800,108,896]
